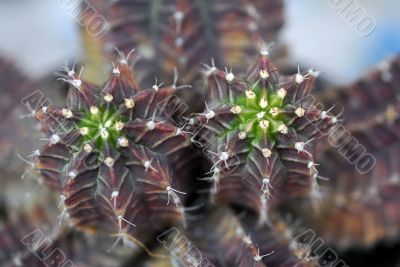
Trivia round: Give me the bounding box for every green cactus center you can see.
[77,105,127,149]
[229,88,289,141]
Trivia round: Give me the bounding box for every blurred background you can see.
[0,0,399,83]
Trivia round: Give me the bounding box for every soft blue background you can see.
[0,0,399,84]
[283,0,400,84]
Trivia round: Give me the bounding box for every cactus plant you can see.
[30,56,195,243]
[126,206,317,267]
[190,51,336,224]
[5,0,400,265]
[181,207,317,267]
[292,54,400,248]
[13,48,334,267]
[0,199,131,267]
[84,0,285,86]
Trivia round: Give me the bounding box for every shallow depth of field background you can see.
[0,0,399,83]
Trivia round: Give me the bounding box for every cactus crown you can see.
[228,86,288,142]
[76,103,128,149]
[189,53,339,225]
[30,57,195,238]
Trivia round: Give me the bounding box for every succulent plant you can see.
[85,0,285,86]
[190,51,337,224]
[7,0,400,265]
[241,214,318,267]
[0,200,130,267]
[29,56,195,242]
[141,206,316,267]
[182,207,318,267]
[181,207,268,267]
[0,55,69,193]
[293,54,400,248]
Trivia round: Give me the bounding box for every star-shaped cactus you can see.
[191,52,336,224]
[30,55,195,239]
